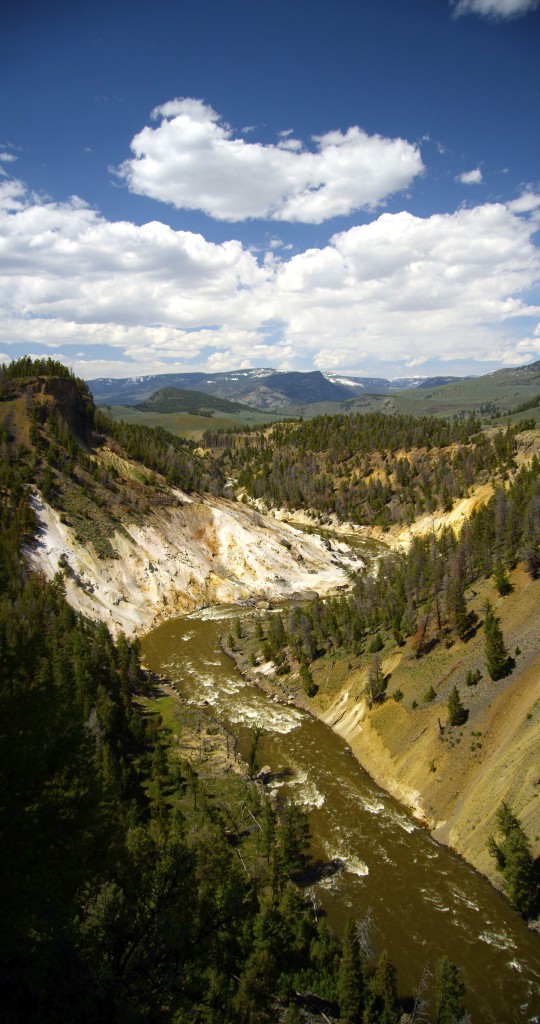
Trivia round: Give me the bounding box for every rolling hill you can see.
[136,386,259,416]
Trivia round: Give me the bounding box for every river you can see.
[141,548,540,1023]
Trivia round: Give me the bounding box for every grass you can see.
[276,368,540,423]
[100,404,284,440]
[393,377,540,421]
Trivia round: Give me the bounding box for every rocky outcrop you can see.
[25,488,363,636]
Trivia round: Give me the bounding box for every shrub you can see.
[368,633,384,653]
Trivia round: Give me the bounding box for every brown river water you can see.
[142,539,540,1023]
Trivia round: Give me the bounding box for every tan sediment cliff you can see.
[313,566,540,891]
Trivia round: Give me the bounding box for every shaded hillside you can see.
[417,375,471,388]
[87,367,276,405]
[1,358,227,559]
[393,360,540,422]
[1,356,95,440]
[255,370,355,403]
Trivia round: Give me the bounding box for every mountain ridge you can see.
[88,366,463,407]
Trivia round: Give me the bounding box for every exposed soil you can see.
[311,566,540,891]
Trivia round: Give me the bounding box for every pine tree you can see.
[487,802,538,917]
[247,723,264,777]
[337,919,365,1023]
[309,919,340,1003]
[434,955,466,1024]
[493,562,512,596]
[523,540,540,579]
[447,686,467,726]
[234,947,278,1023]
[368,632,384,653]
[367,652,386,704]
[364,949,398,1023]
[483,601,511,681]
[445,572,468,639]
[260,798,276,862]
[300,660,317,697]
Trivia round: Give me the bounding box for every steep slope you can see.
[26,483,362,636]
[0,365,362,635]
[316,566,540,889]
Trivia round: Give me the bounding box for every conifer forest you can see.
[1,358,539,1023]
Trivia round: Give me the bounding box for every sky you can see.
[1,0,539,383]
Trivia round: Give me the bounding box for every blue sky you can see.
[1,0,539,382]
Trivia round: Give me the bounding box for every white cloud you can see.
[272,204,540,369]
[508,191,540,213]
[0,183,268,330]
[457,167,483,185]
[0,177,539,378]
[452,0,539,18]
[0,151,17,178]
[0,178,27,208]
[116,98,424,224]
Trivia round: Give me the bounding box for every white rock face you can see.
[25,490,363,636]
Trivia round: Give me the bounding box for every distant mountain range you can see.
[88,367,469,410]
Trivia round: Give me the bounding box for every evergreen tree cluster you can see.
[253,457,540,684]
[96,410,226,495]
[1,355,81,383]
[212,413,524,528]
[1,366,473,1021]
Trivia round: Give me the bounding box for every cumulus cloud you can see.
[116,98,424,224]
[457,167,483,185]
[273,202,540,369]
[0,181,268,331]
[0,178,539,378]
[452,0,539,18]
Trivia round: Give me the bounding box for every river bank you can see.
[221,576,540,912]
[141,607,540,1024]
[26,460,539,913]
